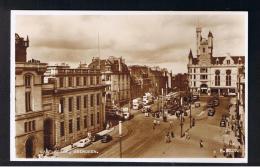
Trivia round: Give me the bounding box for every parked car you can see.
[123,112,130,120]
[176,110,181,117]
[207,101,214,108]
[101,134,112,143]
[73,138,91,148]
[194,101,200,108]
[213,99,219,106]
[91,134,102,142]
[220,119,226,127]
[207,107,215,116]
[192,95,199,101]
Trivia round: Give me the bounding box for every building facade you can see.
[15,34,49,158]
[187,26,245,95]
[128,65,152,99]
[148,66,172,96]
[15,34,107,158]
[88,56,131,107]
[43,65,107,149]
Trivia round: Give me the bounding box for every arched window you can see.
[226,70,231,86]
[215,70,220,86]
[25,75,32,87]
[24,74,33,112]
[216,59,219,65]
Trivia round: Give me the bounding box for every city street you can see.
[55,96,235,158]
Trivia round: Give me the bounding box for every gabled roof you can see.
[211,56,244,65]
[88,57,129,73]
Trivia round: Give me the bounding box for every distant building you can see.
[88,56,131,107]
[128,65,152,99]
[187,26,245,95]
[129,65,172,98]
[172,73,189,92]
[15,34,49,158]
[43,64,107,149]
[148,66,172,96]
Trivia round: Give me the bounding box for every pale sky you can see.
[15,12,246,74]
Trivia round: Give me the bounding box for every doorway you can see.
[200,84,208,94]
[44,118,54,150]
[25,136,34,158]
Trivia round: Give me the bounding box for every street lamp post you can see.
[189,93,192,128]
[119,121,122,158]
[180,96,183,137]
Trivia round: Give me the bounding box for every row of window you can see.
[104,74,130,81]
[189,68,233,74]
[60,113,99,137]
[189,68,208,73]
[59,94,101,113]
[59,76,100,88]
[24,120,36,133]
[191,74,232,87]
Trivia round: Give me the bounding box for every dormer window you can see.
[227,60,230,64]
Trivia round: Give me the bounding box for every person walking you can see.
[165,134,169,143]
[213,150,217,158]
[153,119,157,127]
[192,118,195,127]
[185,131,188,140]
[169,120,173,128]
[171,131,175,138]
[200,139,204,148]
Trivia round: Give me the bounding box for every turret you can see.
[15,33,29,62]
[208,31,213,56]
[196,26,202,56]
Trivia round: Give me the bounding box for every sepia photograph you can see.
[10,11,247,163]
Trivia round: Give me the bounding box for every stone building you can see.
[43,64,107,149]
[88,56,131,107]
[129,65,173,98]
[187,26,245,95]
[148,66,171,96]
[15,34,49,158]
[15,34,107,158]
[128,65,152,99]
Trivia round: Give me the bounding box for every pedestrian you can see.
[213,150,217,158]
[169,120,173,128]
[186,132,190,140]
[200,139,204,148]
[223,145,227,157]
[185,131,188,140]
[171,131,175,138]
[153,119,157,127]
[167,135,171,143]
[192,118,195,126]
[165,135,169,143]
